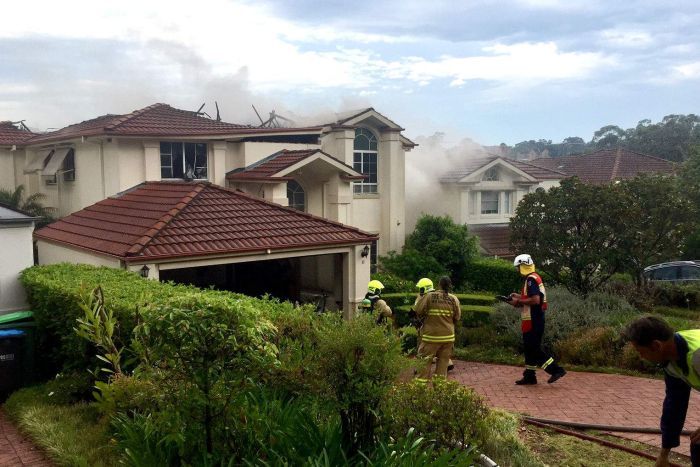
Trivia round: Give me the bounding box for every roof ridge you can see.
[208,183,377,238]
[124,182,205,256]
[515,158,569,176]
[104,103,168,131]
[610,147,622,180]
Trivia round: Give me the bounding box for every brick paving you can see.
[0,409,51,466]
[451,361,700,458]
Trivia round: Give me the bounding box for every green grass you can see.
[4,385,118,467]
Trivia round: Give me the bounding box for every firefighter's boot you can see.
[515,369,537,385]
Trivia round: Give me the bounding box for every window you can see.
[482,167,499,181]
[42,148,75,185]
[62,150,75,182]
[287,180,305,211]
[481,191,499,214]
[503,191,513,214]
[353,128,377,194]
[160,142,207,179]
[370,240,378,274]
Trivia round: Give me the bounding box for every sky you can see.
[1,0,699,146]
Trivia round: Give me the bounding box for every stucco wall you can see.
[37,240,121,268]
[0,224,34,314]
[0,149,17,191]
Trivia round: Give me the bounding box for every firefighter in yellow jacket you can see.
[415,278,455,371]
[414,276,461,380]
[359,280,393,326]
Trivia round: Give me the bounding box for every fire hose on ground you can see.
[522,416,692,467]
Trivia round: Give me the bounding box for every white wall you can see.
[0,224,34,314]
[37,240,121,268]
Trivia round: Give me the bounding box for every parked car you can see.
[643,261,700,283]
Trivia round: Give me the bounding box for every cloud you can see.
[672,62,700,80]
[600,29,654,48]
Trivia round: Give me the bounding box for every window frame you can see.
[353,128,378,194]
[287,179,306,212]
[480,191,500,215]
[482,167,499,181]
[160,142,208,180]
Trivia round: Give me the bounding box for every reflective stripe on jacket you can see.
[415,290,460,343]
[520,272,547,333]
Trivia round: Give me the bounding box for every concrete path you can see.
[451,361,700,459]
[0,410,51,466]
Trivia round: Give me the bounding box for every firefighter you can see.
[414,278,455,372]
[624,316,700,467]
[507,254,566,385]
[414,276,460,381]
[359,279,393,325]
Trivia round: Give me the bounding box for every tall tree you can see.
[616,174,696,284]
[0,185,54,227]
[510,178,628,295]
[591,125,627,150]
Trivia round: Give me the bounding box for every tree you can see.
[679,146,700,259]
[510,178,628,295]
[616,174,696,284]
[625,114,700,162]
[591,125,627,149]
[379,215,478,287]
[0,184,55,227]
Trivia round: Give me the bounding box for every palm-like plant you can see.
[0,184,55,227]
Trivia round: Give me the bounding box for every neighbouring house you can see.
[33,181,376,317]
[0,204,37,315]
[0,121,35,191]
[436,147,676,258]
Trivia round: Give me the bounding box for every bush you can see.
[379,250,448,283]
[382,292,495,313]
[554,327,624,367]
[382,378,489,449]
[93,374,160,416]
[394,304,493,329]
[491,287,639,352]
[463,258,522,295]
[604,279,660,311]
[370,272,414,293]
[398,326,419,354]
[655,282,700,309]
[20,264,286,374]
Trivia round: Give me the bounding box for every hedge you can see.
[462,258,522,295]
[394,304,493,328]
[20,264,292,375]
[381,292,496,311]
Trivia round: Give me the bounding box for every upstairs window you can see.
[353,128,377,194]
[287,180,306,211]
[481,191,499,214]
[482,167,499,181]
[42,148,75,185]
[160,142,207,179]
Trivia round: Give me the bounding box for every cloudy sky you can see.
[2,0,699,145]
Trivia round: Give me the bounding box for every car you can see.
[643,261,700,283]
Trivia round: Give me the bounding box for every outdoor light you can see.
[140,265,150,278]
[361,245,370,258]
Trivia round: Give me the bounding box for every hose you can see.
[524,418,688,467]
[523,416,693,436]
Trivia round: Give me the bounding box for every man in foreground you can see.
[624,316,700,467]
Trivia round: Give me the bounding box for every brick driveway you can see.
[451,361,700,458]
[0,410,51,466]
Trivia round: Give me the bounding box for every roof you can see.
[0,203,36,224]
[0,121,35,146]
[34,181,376,262]
[470,224,515,259]
[439,156,567,183]
[26,104,324,145]
[226,149,364,181]
[529,148,676,184]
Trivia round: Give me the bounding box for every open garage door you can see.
[159,253,344,311]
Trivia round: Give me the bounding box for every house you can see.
[0,121,35,191]
[33,181,376,317]
[3,104,414,262]
[436,148,676,258]
[0,204,36,315]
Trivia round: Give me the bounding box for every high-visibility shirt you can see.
[520,272,547,333]
[415,290,460,343]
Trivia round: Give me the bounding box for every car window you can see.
[654,266,679,281]
[680,266,700,280]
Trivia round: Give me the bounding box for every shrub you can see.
[313,314,408,454]
[655,282,700,309]
[93,374,160,416]
[379,250,448,283]
[554,327,624,367]
[398,326,419,354]
[604,279,660,311]
[20,264,286,374]
[463,258,521,295]
[382,378,489,449]
[370,272,414,293]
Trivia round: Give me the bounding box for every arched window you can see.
[287,180,305,211]
[353,128,378,194]
[482,167,499,181]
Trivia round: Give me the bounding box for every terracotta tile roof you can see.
[26,104,323,145]
[439,156,566,183]
[0,121,35,145]
[226,149,364,181]
[470,224,515,259]
[529,148,676,184]
[34,181,376,262]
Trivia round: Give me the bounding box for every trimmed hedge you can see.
[394,304,493,328]
[20,263,291,375]
[381,292,496,311]
[462,258,522,295]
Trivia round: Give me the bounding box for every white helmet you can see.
[513,254,534,268]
